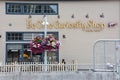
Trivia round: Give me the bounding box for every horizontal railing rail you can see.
[0,62,116,72]
[0,62,92,72]
[0,63,79,72]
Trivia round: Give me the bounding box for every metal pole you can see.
[93,41,97,71]
[44,15,47,38]
[119,0,120,39]
[116,45,119,69]
[43,15,47,71]
[104,41,106,70]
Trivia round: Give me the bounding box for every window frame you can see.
[6,32,23,41]
[6,32,59,63]
[6,2,59,15]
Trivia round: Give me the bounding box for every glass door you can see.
[7,50,21,62]
[6,44,22,63]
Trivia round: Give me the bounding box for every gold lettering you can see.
[48,24,53,29]
[26,19,33,29]
[26,18,106,32]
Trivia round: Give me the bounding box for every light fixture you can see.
[100,13,104,18]
[8,23,12,26]
[42,15,49,25]
[62,35,66,39]
[57,15,60,19]
[85,14,89,18]
[71,14,74,18]
[108,22,117,27]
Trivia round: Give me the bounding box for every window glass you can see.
[7,50,21,62]
[23,44,30,50]
[23,33,43,40]
[34,5,42,14]
[23,4,34,14]
[7,4,22,14]
[6,3,58,15]
[6,32,59,63]
[23,49,31,62]
[44,4,57,14]
[7,44,22,62]
[47,51,58,63]
[7,32,22,41]
[32,54,43,62]
[23,33,33,40]
[7,44,22,50]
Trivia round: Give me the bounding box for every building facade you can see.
[0,0,120,64]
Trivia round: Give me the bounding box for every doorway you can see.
[7,50,21,62]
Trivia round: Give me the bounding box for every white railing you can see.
[0,62,116,72]
[0,62,80,72]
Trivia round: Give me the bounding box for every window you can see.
[23,44,30,50]
[34,5,42,14]
[7,44,22,62]
[6,32,22,41]
[6,3,22,14]
[6,32,59,63]
[43,4,58,14]
[47,51,58,63]
[6,3,58,15]
[23,33,43,40]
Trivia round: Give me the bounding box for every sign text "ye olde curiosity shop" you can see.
[26,18,105,32]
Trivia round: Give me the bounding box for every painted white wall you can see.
[0,1,119,64]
